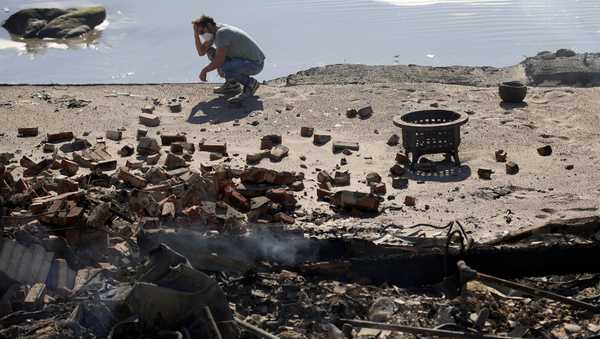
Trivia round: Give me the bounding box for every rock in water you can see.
[2,6,106,38]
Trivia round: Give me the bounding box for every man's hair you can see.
[193,15,216,28]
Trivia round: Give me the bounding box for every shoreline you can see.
[1,50,599,87]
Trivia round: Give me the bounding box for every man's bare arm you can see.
[203,47,227,72]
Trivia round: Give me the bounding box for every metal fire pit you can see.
[393,110,468,169]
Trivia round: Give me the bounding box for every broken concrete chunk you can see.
[395,152,409,166]
[300,127,314,137]
[141,105,155,114]
[404,196,416,207]
[105,130,122,141]
[168,102,182,113]
[91,160,117,172]
[387,134,400,146]
[313,134,332,146]
[358,106,374,119]
[137,137,161,156]
[331,190,380,212]
[146,153,161,165]
[161,134,187,146]
[137,128,148,140]
[366,172,382,185]
[261,134,282,150]
[392,177,409,189]
[370,183,387,195]
[317,170,332,184]
[537,145,552,156]
[139,113,160,127]
[47,131,74,143]
[333,171,350,186]
[164,153,188,170]
[270,145,289,162]
[333,141,360,153]
[478,168,493,180]
[18,127,38,138]
[495,149,507,162]
[119,144,135,157]
[61,159,79,176]
[506,161,519,175]
[390,164,406,177]
[199,143,227,154]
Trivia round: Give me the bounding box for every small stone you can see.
[333,141,360,153]
[346,108,358,118]
[43,144,56,153]
[141,105,154,114]
[565,164,574,170]
[313,134,332,146]
[160,134,187,146]
[139,113,160,127]
[170,143,184,154]
[555,48,576,58]
[366,172,382,185]
[537,145,552,156]
[47,131,74,143]
[404,196,416,207]
[392,177,409,189]
[119,144,135,157]
[106,130,122,141]
[210,152,224,161]
[285,103,294,111]
[495,150,507,162]
[340,158,347,166]
[342,149,353,156]
[261,134,282,150]
[246,151,269,164]
[358,106,373,119]
[390,164,406,177]
[506,161,519,175]
[168,102,182,113]
[137,128,148,140]
[270,145,289,162]
[430,102,439,108]
[395,152,409,166]
[317,170,332,184]
[370,183,386,195]
[137,137,161,155]
[165,153,188,170]
[18,127,38,137]
[300,127,314,137]
[299,155,306,161]
[333,171,350,186]
[146,153,160,165]
[387,134,400,146]
[478,168,493,180]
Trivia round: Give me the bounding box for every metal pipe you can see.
[341,319,523,339]
[458,260,600,312]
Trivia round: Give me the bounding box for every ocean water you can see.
[0,0,599,83]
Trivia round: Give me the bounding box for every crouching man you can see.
[193,15,265,102]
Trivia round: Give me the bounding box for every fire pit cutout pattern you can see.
[393,110,468,169]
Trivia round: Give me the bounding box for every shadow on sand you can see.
[500,101,528,110]
[187,95,264,125]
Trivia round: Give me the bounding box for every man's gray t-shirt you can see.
[214,24,265,63]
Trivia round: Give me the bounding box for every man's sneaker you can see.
[245,79,260,96]
[213,80,241,95]
[228,80,260,103]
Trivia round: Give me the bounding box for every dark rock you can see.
[300,127,314,137]
[555,48,576,58]
[506,161,519,175]
[390,164,405,177]
[333,171,350,187]
[537,145,552,156]
[332,141,359,153]
[366,172,381,185]
[392,177,408,189]
[478,168,493,180]
[119,144,134,157]
[2,8,68,36]
[404,196,416,207]
[387,134,400,146]
[313,134,331,146]
[4,7,106,39]
[357,106,373,119]
[331,190,380,212]
[261,134,282,150]
[495,149,507,162]
[346,109,358,118]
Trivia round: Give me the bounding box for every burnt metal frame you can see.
[393,110,468,169]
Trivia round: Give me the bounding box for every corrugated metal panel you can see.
[0,239,54,285]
